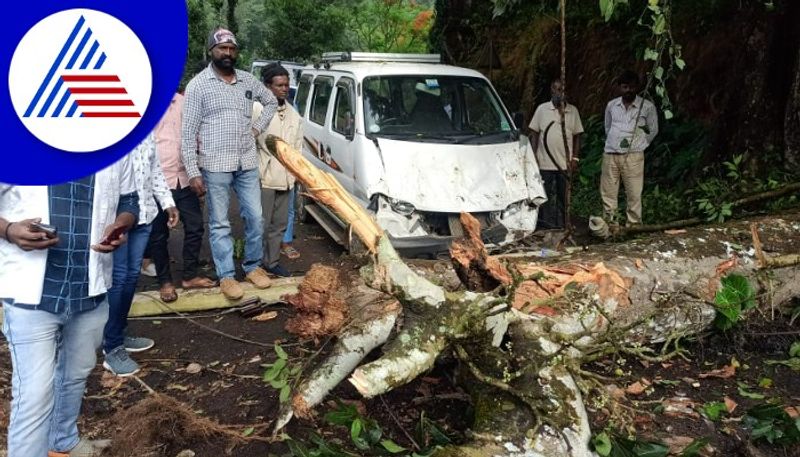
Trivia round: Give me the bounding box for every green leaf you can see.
[325,402,359,426]
[242,426,255,437]
[350,418,363,443]
[593,432,612,456]
[380,439,406,453]
[644,48,659,61]
[663,109,673,120]
[758,377,774,388]
[738,386,766,399]
[654,66,664,80]
[279,385,291,403]
[790,341,800,358]
[263,358,287,382]
[675,58,686,70]
[653,14,666,35]
[701,402,727,421]
[600,0,616,22]
[274,343,288,360]
[679,437,709,457]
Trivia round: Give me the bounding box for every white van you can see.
[293,52,546,256]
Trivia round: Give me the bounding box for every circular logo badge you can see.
[2,0,187,185]
[9,9,152,152]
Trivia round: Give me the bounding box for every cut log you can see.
[128,277,302,317]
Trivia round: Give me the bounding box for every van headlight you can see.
[388,197,416,216]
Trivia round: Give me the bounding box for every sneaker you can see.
[220,277,245,299]
[103,346,140,377]
[245,267,272,289]
[140,259,156,277]
[124,335,155,353]
[266,264,291,278]
[48,438,112,457]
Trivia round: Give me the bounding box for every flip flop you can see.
[281,245,301,260]
[159,284,178,303]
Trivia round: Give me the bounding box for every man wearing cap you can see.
[181,27,278,300]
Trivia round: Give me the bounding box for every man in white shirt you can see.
[601,70,659,225]
[528,79,584,230]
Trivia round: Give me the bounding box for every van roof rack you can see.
[320,52,441,64]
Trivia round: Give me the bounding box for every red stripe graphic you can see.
[82,112,141,118]
[61,75,121,82]
[69,87,128,94]
[76,99,134,106]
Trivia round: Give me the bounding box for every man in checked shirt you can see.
[0,156,139,457]
[181,27,278,300]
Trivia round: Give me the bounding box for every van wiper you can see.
[454,131,515,144]
[376,132,461,143]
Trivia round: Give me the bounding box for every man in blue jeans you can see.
[0,156,139,457]
[181,27,278,300]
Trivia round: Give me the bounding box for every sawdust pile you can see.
[284,263,348,340]
[106,394,242,457]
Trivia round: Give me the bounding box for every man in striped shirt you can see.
[181,27,278,299]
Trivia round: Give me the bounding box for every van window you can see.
[362,75,512,143]
[295,74,312,116]
[310,76,334,126]
[333,78,355,137]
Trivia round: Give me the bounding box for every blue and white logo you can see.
[10,9,151,152]
[2,0,187,185]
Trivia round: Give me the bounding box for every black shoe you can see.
[266,264,291,277]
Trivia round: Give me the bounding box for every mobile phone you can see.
[100,226,127,245]
[30,222,58,238]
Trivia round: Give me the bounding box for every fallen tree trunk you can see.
[264,136,800,456]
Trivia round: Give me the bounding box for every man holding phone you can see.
[0,155,139,457]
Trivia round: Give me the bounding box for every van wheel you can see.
[347,227,368,256]
[296,185,314,223]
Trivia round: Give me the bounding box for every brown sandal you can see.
[159,283,178,302]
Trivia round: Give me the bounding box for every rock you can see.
[175,450,196,457]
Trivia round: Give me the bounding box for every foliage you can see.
[263,0,350,61]
[765,341,800,372]
[342,0,434,53]
[285,401,449,457]
[700,401,728,421]
[262,344,301,403]
[713,274,756,331]
[591,430,668,457]
[744,403,800,446]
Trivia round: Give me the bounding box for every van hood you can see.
[369,137,546,213]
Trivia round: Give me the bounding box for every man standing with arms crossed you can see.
[181,27,278,299]
[601,70,659,226]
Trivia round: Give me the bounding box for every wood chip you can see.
[664,229,687,235]
[663,435,695,454]
[699,364,736,379]
[626,380,647,396]
[634,258,645,270]
[785,406,800,418]
[724,396,738,413]
[185,362,203,374]
[252,310,278,321]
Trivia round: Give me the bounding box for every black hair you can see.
[261,63,290,85]
[616,70,640,86]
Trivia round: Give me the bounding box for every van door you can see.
[304,75,353,191]
[326,77,357,195]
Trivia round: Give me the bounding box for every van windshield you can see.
[363,75,513,143]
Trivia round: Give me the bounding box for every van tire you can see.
[296,185,314,223]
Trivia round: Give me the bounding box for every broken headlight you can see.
[387,197,416,216]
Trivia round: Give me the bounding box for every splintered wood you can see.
[512,262,633,315]
[284,264,348,340]
[449,212,512,292]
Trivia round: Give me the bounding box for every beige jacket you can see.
[254,101,303,190]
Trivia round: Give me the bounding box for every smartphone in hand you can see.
[99,226,126,245]
[30,222,58,238]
